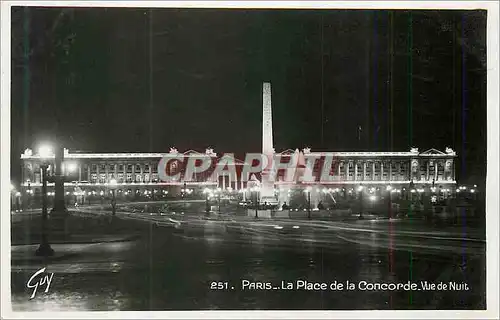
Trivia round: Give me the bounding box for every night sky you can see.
[10,7,487,183]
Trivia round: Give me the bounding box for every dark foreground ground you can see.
[10,205,486,311]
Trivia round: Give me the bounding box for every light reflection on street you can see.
[11,206,486,311]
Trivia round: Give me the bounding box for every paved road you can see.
[10,205,486,311]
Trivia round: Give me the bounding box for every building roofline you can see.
[20,149,457,159]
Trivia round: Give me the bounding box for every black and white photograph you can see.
[1,1,498,318]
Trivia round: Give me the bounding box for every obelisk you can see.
[260,82,278,205]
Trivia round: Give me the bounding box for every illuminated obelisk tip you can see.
[262,82,274,155]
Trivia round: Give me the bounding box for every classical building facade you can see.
[19,146,457,204]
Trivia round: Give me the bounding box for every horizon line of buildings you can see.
[18,146,458,199]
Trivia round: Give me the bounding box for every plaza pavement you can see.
[10,202,485,269]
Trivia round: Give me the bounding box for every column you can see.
[362,161,366,181]
[131,163,135,183]
[87,164,91,181]
[452,160,456,181]
[149,163,152,183]
[345,161,350,180]
[78,165,82,182]
[96,164,100,184]
[222,174,226,190]
[396,162,400,181]
[380,162,384,181]
[354,161,358,181]
[105,164,109,183]
[388,161,392,181]
[426,161,430,181]
[434,161,438,181]
[337,162,342,180]
[402,162,406,181]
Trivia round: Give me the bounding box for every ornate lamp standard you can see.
[303,187,312,219]
[357,185,364,219]
[10,184,22,212]
[215,187,222,213]
[181,182,187,213]
[35,145,55,257]
[15,191,22,212]
[250,186,260,218]
[26,181,33,209]
[109,178,117,216]
[10,183,15,212]
[203,188,211,214]
[386,185,393,219]
[50,146,69,217]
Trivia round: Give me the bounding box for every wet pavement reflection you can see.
[11,205,486,311]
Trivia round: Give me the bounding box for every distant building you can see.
[19,146,457,204]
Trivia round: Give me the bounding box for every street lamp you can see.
[15,191,22,212]
[182,182,187,213]
[303,187,312,219]
[251,186,260,218]
[10,183,15,212]
[109,178,117,216]
[203,188,211,214]
[358,185,364,219]
[35,145,55,257]
[215,187,222,213]
[386,185,393,219]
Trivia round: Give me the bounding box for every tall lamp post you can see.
[10,184,22,212]
[357,185,364,219]
[203,188,211,214]
[26,182,32,210]
[304,187,312,219]
[181,182,187,213]
[35,145,55,257]
[251,186,260,218]
[10,183,15,212]
[50,146,69,217]
[386,185,393,219]
[109,178,117,216]
[215,187,222,213]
